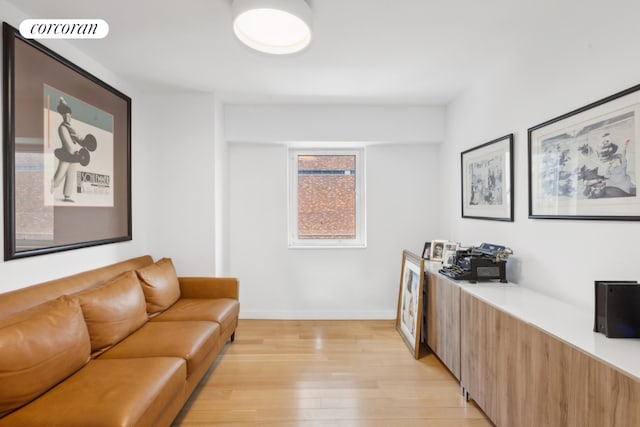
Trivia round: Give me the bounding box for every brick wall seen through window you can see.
[289,148,365,248]
[297,155,356,239]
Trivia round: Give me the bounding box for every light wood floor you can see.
[172,320,492,427]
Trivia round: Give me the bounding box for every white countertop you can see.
[425,261,640,381]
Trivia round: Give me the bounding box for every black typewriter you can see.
[439,243,512,283]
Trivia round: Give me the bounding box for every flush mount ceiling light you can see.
[232,0,312,55]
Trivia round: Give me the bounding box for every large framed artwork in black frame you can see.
[2,22,131,260]
[528,84,640,220]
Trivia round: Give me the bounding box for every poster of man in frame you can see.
[43,85,114,207]
[529,84,640,220]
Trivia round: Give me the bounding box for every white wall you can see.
[213,98,230,276]
[0,2,150,293]
[226,105,444,318]
[225,104,445,144]
[135,92,218,276]
[441,4,640,311]
[0,2,223,291]
[10,0,635,318]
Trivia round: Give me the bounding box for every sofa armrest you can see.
[178,277,239,299]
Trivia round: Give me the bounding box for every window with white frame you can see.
[288,148,366,248]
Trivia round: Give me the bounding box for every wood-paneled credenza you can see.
[426,272,461,380]
[424,262,640,427]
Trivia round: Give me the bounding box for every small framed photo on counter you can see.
[429,240,447,262]
[421,241,431,259]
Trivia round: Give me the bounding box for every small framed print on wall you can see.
[529,83,640,220]
[461,134,514,221]
[3,23,132,260]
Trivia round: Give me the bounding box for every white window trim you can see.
[287,147,366,248]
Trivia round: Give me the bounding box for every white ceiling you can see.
[7,0,622,104]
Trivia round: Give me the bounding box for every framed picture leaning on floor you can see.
[396,250,425,359]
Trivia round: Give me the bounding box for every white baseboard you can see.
[239,310,396,320]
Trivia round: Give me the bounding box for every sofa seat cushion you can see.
[99,321,219,378]
[0,296,90,418]
[0,357,186,427]
[151,298,239,334]
[74,270,149,354]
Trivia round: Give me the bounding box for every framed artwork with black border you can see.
[3,22,132,260]
[461,134,514,221]
[529,84,640,220]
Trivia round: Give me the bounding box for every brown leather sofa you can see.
[0,255,239,427]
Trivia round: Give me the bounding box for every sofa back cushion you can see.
[0,296,91,417]
[0,256,153,322]
[136,258,181,315]
[76,270,148,354]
